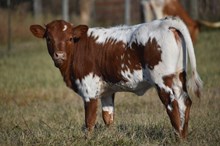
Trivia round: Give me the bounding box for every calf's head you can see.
[30,20,88,68]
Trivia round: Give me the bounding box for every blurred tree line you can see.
[0,0,80,15]
[0,0,219,47]
[0,0,219,25]
[0,0,94,25]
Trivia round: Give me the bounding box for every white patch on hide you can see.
[101,95,114,122]
[75,73,102,102]
[121,54,124,60]
[102,106,114,114]
[87,24,141,44]
[172,75,187,130]
[167,104,173,111]
[128,60,131,65]
[176,92,187,130]
[121,64,125,68]
[121,69,143,88]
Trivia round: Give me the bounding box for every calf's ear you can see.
[73,25,88,39]
[30,25,46,38]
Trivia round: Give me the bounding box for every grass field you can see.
[0,29,220,146]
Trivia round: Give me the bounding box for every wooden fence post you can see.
[7,0,11,53]
[125,0,131,25]
[62,0,69,21]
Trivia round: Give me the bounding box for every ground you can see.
[0,29,220,145]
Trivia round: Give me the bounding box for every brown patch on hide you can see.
[167,99,182,136]
[145,38,162,70]
[179,71,187,92]
[73,35,144,83]
[156,85,171,106]
[163,74,175,88]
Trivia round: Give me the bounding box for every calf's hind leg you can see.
[178,71,192,138]
[156,71,192,138]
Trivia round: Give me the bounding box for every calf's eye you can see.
[46,37,51,43]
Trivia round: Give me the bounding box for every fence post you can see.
[125,0,131,25]
[33,0,42,23]
[62,0,69,21]
[7,0,11,53]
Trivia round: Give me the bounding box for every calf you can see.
[30,17,202,138]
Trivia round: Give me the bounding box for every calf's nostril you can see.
[54,53,59,57]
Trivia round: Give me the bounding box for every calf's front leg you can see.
[101,94,115,126]
[84,99,98,133]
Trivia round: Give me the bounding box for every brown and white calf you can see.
[30,17,202,138]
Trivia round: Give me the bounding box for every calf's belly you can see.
[102,80,153,97]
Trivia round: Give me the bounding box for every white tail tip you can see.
[187,71,203,97]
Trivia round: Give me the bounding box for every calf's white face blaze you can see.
[62,25,67,31]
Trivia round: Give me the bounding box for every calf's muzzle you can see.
[54,51,67,60]
[53,51,67,66]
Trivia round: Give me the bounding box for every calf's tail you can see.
[164,17,203,97]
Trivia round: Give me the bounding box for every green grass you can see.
[0,29,220,145]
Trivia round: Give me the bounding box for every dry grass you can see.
[0,24,220,145]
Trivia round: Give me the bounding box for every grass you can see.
[0,29,220,145]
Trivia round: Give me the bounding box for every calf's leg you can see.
[178,71,192,138]
[84,99,98,133]
[156,72,192,138]
[101,94,115,126]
